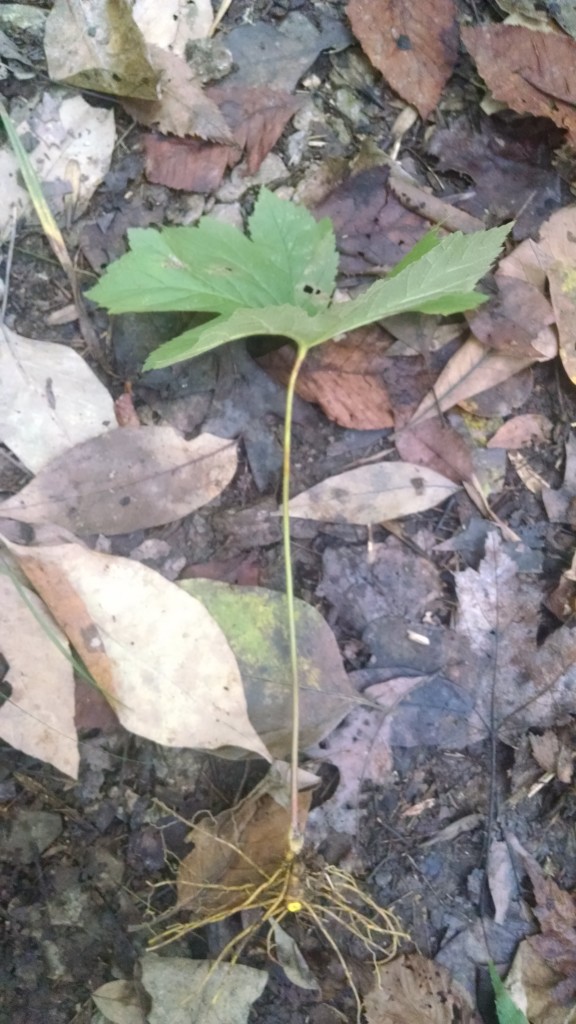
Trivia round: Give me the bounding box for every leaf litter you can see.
[4,1,576,1021]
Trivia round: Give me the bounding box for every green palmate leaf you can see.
[247,188,338,313]
[489,963,529,1024]
[386,226,442,279]
[86,188,339,316]
[144,222,510,368]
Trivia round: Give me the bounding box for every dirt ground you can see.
[2,1,576,1022]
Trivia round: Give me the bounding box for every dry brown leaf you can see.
[487,837,516,925]
[395,415,474,484]
[176,765,312,917]
[257,327,395,430]
[409,337,533,428]
[289,462,460,525]
[462,24,576,144]
[365,953,480,1024]
[347,0,458,120]
[122,45,234,142]
[0,427,237,536]
[0,563,79,778]
[487,413,553,449]
[466,276,555,358]
[529,730,574,784]
[1,535,270,760]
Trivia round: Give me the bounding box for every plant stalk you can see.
[282,345,308,855]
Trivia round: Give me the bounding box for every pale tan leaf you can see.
[122,45,234,142]
[132,0,214,53]
[0,324,115,472]
[409,337,533,428]
[92,979,147,1024]
[0,560,79,777]
[2,537,270,760]
[487,837,516,925]
[289,462,460,525]
[548,263,576,384]
[0,428,237,535]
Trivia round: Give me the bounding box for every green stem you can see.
[283,344,308,855]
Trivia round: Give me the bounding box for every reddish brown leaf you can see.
[347,0,458,120]
[395,415,473,484]
[257,327,396,430]
[461,24,576,145]
[180,553,262,587]
[487,413,553,449]
[143,134,231,192]
[208,86,302,175]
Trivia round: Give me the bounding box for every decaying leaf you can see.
[365,952,480,1024]
[462,24,576,145]
[395,415,474,484]
[0,428,237,535]
[1,534,271,760]
[346,0,458,120]
[174,765,312,918]
[487,838,516,925]
[289,461,460,524]
[0,558,79,778]
[179,579,356,756]
[257,327,395,430]
[0,324,115,473]
[44,0,158,99]
[141,955,268,1024]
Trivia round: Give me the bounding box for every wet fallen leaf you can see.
[428,118,569,240]
[122,46,234,142]
[313,165,428,277]
[0,325,115,473]
[461,24,576,145]
[175,765,312,917]
[487,414,553,449]
[209,86,302,176]
[257,327,395,430]
[347,0,458,120]
[141,954,267,1024]
[44,0,158,99]
[365,952,480,1024]
[0,427,237,535]
[178,579,356,756]
[0,557,79,777]
[222,9,350,94]
[288,461,460,525]
[1,534,270,760]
